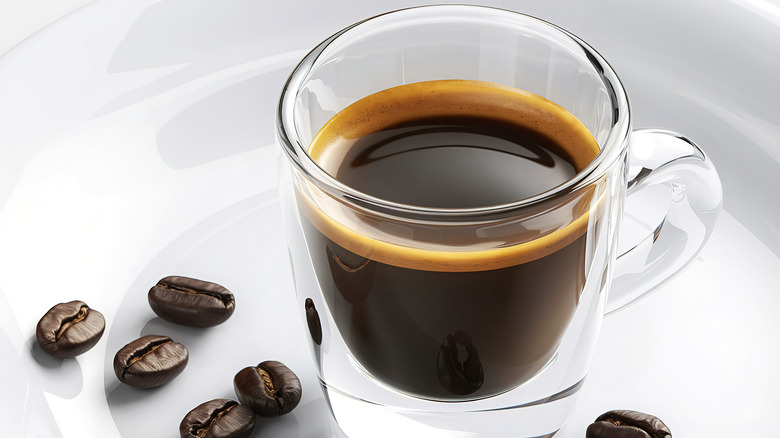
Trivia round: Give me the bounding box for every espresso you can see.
[329,115,578,208]
[298,80,601,400]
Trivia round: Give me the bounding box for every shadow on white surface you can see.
[28,335,85,399]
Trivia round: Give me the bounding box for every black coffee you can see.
[299,80,601,399]
[329,115,577,208]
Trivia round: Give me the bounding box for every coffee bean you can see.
[179,398,255,438]
[436,330,484,395]
[587,410,672,438]
[233,360,302,417]
[304,298,322,345]
[113,334,188,388]
[35,300,105,358]
[148,276,235,327]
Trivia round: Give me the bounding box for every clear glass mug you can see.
[277,5,721,437]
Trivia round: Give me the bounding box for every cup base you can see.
[321,379,583,438]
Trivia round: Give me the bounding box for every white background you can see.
[0,0,93,56]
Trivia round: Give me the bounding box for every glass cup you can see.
[277,5,722,437]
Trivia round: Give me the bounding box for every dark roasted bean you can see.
[179,398,255,438]
[436,330,484,395]
[113,334,188,388]
[587,422,651,438]
[587,410,672,438]
[35,300,105,358]
[304,298,322,345]
[233,360,302,417]
[148,276,235,327]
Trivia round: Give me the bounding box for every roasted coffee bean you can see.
[304,298,322,345]
[148,276,235,327]
[586,410,672,438]
[233,360,302,417]
[179,398,255,438]
[113,334,188,388]
[436,330,484,395]
[35,300,105,358]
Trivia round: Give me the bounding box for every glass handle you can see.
[606,129,722,315]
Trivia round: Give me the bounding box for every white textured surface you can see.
[1,1,778,437]
[0,0,94,56]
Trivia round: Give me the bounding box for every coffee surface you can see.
[311,80,598,210]
[298,80,601,400]
[329,115,578,208]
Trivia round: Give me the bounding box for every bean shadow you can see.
[139,316,215,356]
[27,334,83,399]
[105,379,173,406]
[248,397,345,438]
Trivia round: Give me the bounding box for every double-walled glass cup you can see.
[277,5,721,437]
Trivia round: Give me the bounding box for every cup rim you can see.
[277,4,631,217]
